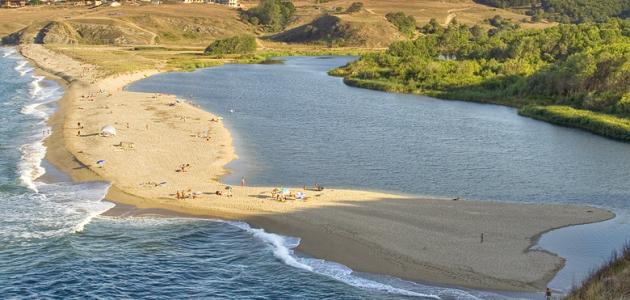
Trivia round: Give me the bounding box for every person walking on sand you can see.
[241,176,246,187]
[228,186,233,197]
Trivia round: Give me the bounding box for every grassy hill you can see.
[279,0,551,28]
[565,245,630,300]
[269,13,402,47]
[1,1,544,47]
[1,4,253,46]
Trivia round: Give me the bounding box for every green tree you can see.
[385,12,417,37]
[204,36,257,55]
[346,2,364,14]
[241,0,296,32]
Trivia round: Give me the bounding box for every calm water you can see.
[127,56,630,293]
[0,49,516,299]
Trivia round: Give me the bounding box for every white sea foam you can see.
[14,61,62,192]
[14,60,29,76]
[17,140,48,192]
[229,221,314,271]
[0,182,114,242]
[228,221,448,299]
[30,75,45,98]
[0,50,114,243]
[2,47,16,57]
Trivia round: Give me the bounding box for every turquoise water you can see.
[0,49,519,299]
[127,56,630,294]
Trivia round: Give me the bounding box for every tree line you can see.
[474,0,630,23]
[330,19,630,140]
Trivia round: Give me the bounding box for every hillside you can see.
[278,0,550,29]
[269,13,401,47]
[1,4,253,46]
[1,1,545,48]
[565,245,630,300]
[473,0,630,23]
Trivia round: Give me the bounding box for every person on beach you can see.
[225,186,233,197]
[545,288,552,300]
[77,130,81,137]
[241,176,246,187]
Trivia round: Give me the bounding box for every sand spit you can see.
[20,44,614,292]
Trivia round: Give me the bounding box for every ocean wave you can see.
[14,60,30,76]
[228,221,443,299]
[0,51,115,241]
[17,140,47,192]
[228,221,314,271]
[30,75,45,98]
[0,182,113,243]
[15,65,61,191]
[1,47,16,58]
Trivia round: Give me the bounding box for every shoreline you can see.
[334,75,630,144]
[20,44,615,292]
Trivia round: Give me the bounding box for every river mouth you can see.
[1,48,547,299]
[127,55,630,293]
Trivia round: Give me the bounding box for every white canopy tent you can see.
[100,125,117,137]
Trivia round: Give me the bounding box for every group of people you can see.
[77,122,84,136]
[217,186,233,197]
[271,188,307,201]
[176,189,197,199]
[176,163,191,172]
[175,186,234,200]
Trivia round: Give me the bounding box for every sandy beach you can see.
[21,44,615,292]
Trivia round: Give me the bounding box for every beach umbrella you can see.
[100,125,117,137]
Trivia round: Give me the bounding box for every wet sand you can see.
[21,44,615,292]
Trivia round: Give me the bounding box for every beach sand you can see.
[21,44,614,292]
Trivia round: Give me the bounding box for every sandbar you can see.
[20,44,614,292]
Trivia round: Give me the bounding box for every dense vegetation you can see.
[474,0,534,7]
[331,19,630,141]
[241,0,296,32]
[565,245,630,299]
[385,12,417,37]
[204,35,257,55]
[346,2,364,14]
[474,0,630,23]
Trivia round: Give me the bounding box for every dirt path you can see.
[445,7,471,26]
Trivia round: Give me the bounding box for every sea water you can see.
[0,49,518,299]
[127,56,630,294]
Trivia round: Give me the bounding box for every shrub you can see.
[386,12,417,37]
[204,36,257,55]
[241,0,296,32]
[346,2,363,14]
